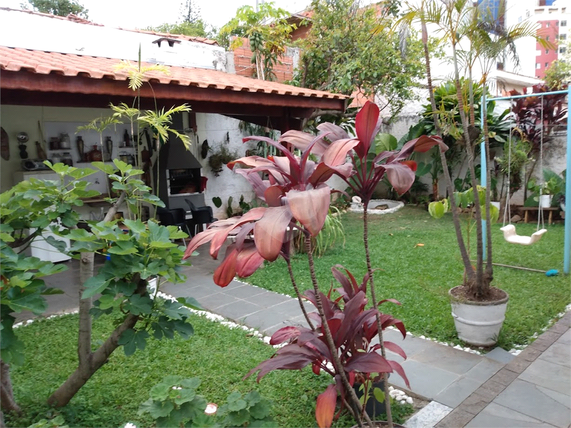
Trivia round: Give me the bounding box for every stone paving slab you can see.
[485,347,516,364]
[390,359,459,399]
[494,379,571,427]
[518,358,571,396]
[410,341,482,375]
[465,402,557,428]
[434,377,485,408]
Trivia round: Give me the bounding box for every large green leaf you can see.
[126,294,153,316]
[138,398,174,419]
[82,274,110,299]
[118,329,149,356]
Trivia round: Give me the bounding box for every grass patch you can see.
[7,312,413,427]
[245,206,569,350]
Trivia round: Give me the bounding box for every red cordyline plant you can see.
[183,101,445,427]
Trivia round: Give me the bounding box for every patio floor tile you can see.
[465,402,556,428]
[494,379,571,427]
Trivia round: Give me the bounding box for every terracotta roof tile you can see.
[0,46,346,101]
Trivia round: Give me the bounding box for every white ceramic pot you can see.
[539,194,553,208]
[449,286,509,347]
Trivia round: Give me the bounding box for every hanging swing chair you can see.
[501,99,547,246]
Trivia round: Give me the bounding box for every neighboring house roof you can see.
[1,46,347,130]
[0,7,219,46]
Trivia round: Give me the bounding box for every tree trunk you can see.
[421,14,473,286]
[47,312,139,407]
[47,192,136,407]
[0,359,20,415]
[304,236,371,428]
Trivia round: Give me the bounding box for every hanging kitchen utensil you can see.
[1,127,10,160]
[17,132,29,160]
[35,141,47,160]
[37,121,48,158]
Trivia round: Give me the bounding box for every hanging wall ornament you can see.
[201,139,209,159]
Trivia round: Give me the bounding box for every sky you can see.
[0,0,312,31]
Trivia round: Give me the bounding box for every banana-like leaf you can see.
[287,186,331,237]
[383,162,416,195]
[322,138,359,167]
[254,205,292,261]
[315,384,337,428]
[354,101,381,158]
[213,246,238,287]
[235,245,265,278]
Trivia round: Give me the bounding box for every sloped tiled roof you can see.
[0,7,219,46]
[0,46,345,101]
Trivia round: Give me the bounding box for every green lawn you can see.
[245,205,569,350]
[7,312,412,428]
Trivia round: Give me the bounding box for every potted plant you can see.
[408,0,547,346]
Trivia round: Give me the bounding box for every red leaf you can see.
[410,135,448,153]
[270,326,302,345]
[344,352,392,374]
[316,384,337,428]
[388,360,410,389]
[322,138,359,167]
[312,362,322,375]
[401,160,417,172]
[183,228,220,259]
[383,163,416,195]
[308,162,353,187]
[264,186,284,207]
[317,122,350,142]
[287,186,331,237]
[254,205,292,261]
[384,341,407,360]
[355,101,381,158]
[213,246,238,287]
[235,245,265,278]
[210,208,266,258]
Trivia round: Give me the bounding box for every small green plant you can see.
[294,206,345,257]
[138,376,273,428]
[28,415,68,428]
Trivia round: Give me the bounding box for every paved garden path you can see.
[31,251,571,427]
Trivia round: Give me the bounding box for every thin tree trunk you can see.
[47,312,140,407]
[361,206,393,428]
[48,191,132,407]
[451,41,483,293]
[78,252,93,369]
[421,14,473,285]
[0,359,20,415]
[286,258,315,331]
[304,236,372,428]
[481,89,494,282]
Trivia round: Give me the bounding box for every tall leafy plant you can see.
[404,0,549,300]
[183,101,444,427]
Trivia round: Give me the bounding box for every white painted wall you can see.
[0,8,228,71]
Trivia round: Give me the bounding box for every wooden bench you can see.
[519,207,559,225]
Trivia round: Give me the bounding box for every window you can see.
[562,20,567,27]
[561,34,567,41]
[547,22,551,27]
[536,63,541,69]
[545,62,549,68]
[546,49,550,54]
[546,36,550,41]
[561,47,567,54]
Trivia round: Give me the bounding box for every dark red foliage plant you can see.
[183,101,446,428]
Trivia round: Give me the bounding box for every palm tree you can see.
[402,0,550,299]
